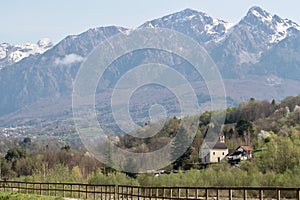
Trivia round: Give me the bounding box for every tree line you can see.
[0,95,300,186]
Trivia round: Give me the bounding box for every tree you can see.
[4,147,27,176]
[15,157,33,176]
[171,127,192,170]
[103,141,116,174]
[257,136,300,173]
[61,144,70,151]
[235,120,254,145]
[23,137,31,144]
[71,166,83,182]
[5,147,26,162]
[123,157,138,178]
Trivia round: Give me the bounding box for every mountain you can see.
[251,30,300,80]
[0,38,53,69]
[0,26,128,116]
[139,8,233,44]
[209,6,300,78]
[1,6,300,129]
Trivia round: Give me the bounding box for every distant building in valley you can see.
[200,135,228,163]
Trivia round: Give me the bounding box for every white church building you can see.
[200,135,228,163]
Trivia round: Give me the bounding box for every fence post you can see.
[120,186,122,200]
[86,184,88,199]
[78,185,80,199]
[93,185,95,200]
[127,186,129,200]
[100,185,103,199]
[216,189,219,200]
[130,186,132,200]
[297,188,300,200]
[229,189,232,200]
[259,189,263,200]
[276,189,280,200]
[205,188,208,200]
[186,188,189,198]
[243,189,247,200]
[121,186,123,200]
[40,183,42,196]
[104,186,107,200]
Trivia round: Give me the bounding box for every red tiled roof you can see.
[239,146,254,151]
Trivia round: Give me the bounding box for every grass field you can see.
[0,192,63,200]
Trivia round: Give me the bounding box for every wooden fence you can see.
[1,181,300,200]
[0,181,115,199]
[118,185,300,200]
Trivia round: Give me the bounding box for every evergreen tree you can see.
[171,127,192,170]
[104,141,116,174]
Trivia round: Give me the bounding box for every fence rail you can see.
[0,180,300,200]
[118,185,300,200]
[0,181,115,199]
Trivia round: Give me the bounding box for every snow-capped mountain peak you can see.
[37,38,53,48]
[248,6,272,20]
[242,6,300,44]
[0,38,53,69]
[139,8,233,44]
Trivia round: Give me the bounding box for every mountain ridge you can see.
[1,6,300,128]
[0,38,53,69]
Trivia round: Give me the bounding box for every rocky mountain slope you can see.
[0,6,300,128]
[0,38,53,69]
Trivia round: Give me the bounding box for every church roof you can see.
[205,142,228,150]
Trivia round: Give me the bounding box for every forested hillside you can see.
[1,95,300,186]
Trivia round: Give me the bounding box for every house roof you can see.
[228,149,235,154]
[238,146,254,151]
[213,142,228,149]
[205,142,228,150]
[204,142,228,149]
[231,151,242,156]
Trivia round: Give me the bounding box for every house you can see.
[227,145,254,163]
[237,146,254,160]
[200,135,228,163]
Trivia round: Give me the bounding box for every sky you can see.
[2,0,300,45]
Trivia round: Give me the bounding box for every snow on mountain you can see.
[0,38,53,69]
[139,8,233,44]
[209,6,300,76]
[1,6,300,127]
[242,6,300,44]
[0,43,9,60]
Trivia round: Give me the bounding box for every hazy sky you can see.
[2,0,300,44]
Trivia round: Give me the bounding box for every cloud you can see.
[55,54,84,65]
